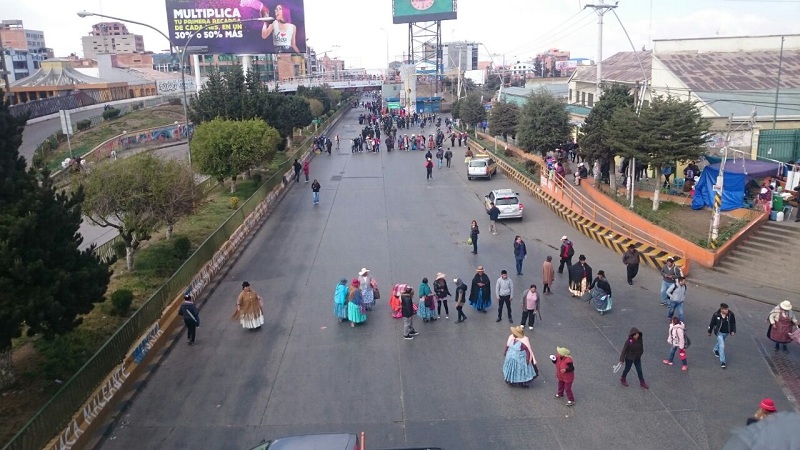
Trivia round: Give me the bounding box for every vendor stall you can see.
[692,158,783,211]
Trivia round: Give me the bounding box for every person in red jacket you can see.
[552,347,576,406]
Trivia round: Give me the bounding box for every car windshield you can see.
[469,160,487,167]
[495,197,519,206]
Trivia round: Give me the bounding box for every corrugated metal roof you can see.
[12,60,104,87]
[694,88,800,118]
[656,50,800,91]
[570,51,652,84]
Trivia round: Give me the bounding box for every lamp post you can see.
[77,11,272,167]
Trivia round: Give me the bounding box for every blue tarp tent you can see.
[692,159,782,211]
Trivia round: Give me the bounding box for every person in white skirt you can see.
[232,281,264,330]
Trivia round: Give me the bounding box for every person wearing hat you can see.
[453,278,468,323]
[347,278,367,327]
[768,301,798,352]
[589,270,612,315]
[558,236,574,274]
[179,290,200,345]
[358,268,377,311]
[552,347,576,406]
[469,266,492,312]
[747,398,778,425]
[659,257,682,307]
[433,273,451,319]
[232,281,264,330]
[568,255,592,298]
[333,278,349,323]
[622,244,641,285]
[707,302,736,369]
[503,326,537,388]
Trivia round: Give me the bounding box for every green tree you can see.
[488,101,519,140]
[189,67,226,124]
[516,91,571,156]
[148,159,197,239]
[0,101,110,387]
[306,97,325,118]
[297,85,331,113]
[580,84,634,193]
[606,95,710,210]
[192,118,281,192]
[79,154,185,270]
[458,92,486,130]
[262,94,312,148]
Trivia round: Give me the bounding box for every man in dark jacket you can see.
[558,236,575,274]
[179,291,200,345]
[487,202,501,234]
[292,159,302,182]
[401,286,419,340]
[513,236,528,276]
[453,278,468,323]
[708,303,736,369]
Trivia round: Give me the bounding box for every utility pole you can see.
[772,36,785,130]
[709,114,734,249]
[584,1,617,100]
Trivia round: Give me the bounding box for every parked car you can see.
[467,157,497,180]
[484,189,524,220]
[248,433,360,450]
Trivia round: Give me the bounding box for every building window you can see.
[588,93,594,107]
[580,91,585,106]
[569,89,572,102]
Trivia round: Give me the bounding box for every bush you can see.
[229,196,240,209]
[55,131,66,142]
[112,240,127,259]
[504,148,514,157]
[251,173,263,186]
[102,108,121,120]
[172,236,192,259]
[110,289,134,316]
[168,98,183,106]
[34,331,95,381]
[131,101,144,111]
[525,159,540,175]
[77,119,92,131]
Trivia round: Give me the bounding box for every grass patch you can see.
[42,105,185,171]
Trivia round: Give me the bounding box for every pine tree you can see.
[516,91,571,156]
[0,101,110,388]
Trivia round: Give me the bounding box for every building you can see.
[318,54,345,79]
[82,22,145,59]
[509,61,535,77]
[441,41,480,74]
[535,48,571,77]
[0,20,53,88]
[567,34,800,159]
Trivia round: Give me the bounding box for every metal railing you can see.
[474,132,686,263]
[1,104,349,450]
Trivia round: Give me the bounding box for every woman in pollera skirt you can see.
[417,277,436,322]
[347,279,367,327]
[333,278,348,323]
[232,281,264,330]
[503,326,537,387]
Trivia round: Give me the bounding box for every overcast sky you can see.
[2,0,798,69]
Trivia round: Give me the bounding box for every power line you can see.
[502,9,592,56]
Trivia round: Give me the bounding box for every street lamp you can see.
[77,11,272,167]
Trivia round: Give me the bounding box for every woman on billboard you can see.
[260,4,299,52]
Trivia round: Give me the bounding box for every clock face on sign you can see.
[411,0,435,10]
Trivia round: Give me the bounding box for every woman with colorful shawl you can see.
[390,283,411,318]
[359,268,376,311]
[469,266,492,312]
[347,278,367,327]
[334,278,348,322]
[503,326,537,387]
[418,277,436,322]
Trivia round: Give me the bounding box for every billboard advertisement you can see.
[392,0,457,24]
[165,0,306,54]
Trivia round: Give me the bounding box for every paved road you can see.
[94,105,796,450]
[19,96,165,165]
[77,143,191,251]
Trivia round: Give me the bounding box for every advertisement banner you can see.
[165,0,306,54]
[392,0,457,24]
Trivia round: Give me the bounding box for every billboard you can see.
[392,0,457,24]
[165,0,306,54]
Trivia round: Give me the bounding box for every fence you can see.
[1,103,350,450]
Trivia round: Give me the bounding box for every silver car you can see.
[467,157,497,180]
[484,189,524,220]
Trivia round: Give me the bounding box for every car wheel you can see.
[467,176,472,180]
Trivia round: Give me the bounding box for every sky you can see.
[2,0,798,69]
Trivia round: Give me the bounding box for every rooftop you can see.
[569,51,652,84]
[656,50,800,92]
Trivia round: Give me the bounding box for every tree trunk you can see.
[230,176,237,193]
[166,224,173,239]
[0,345,15,389]
[126,245,135,271]
[287,135,294,149]
[652,165,661,210]
[609,157,618,194]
